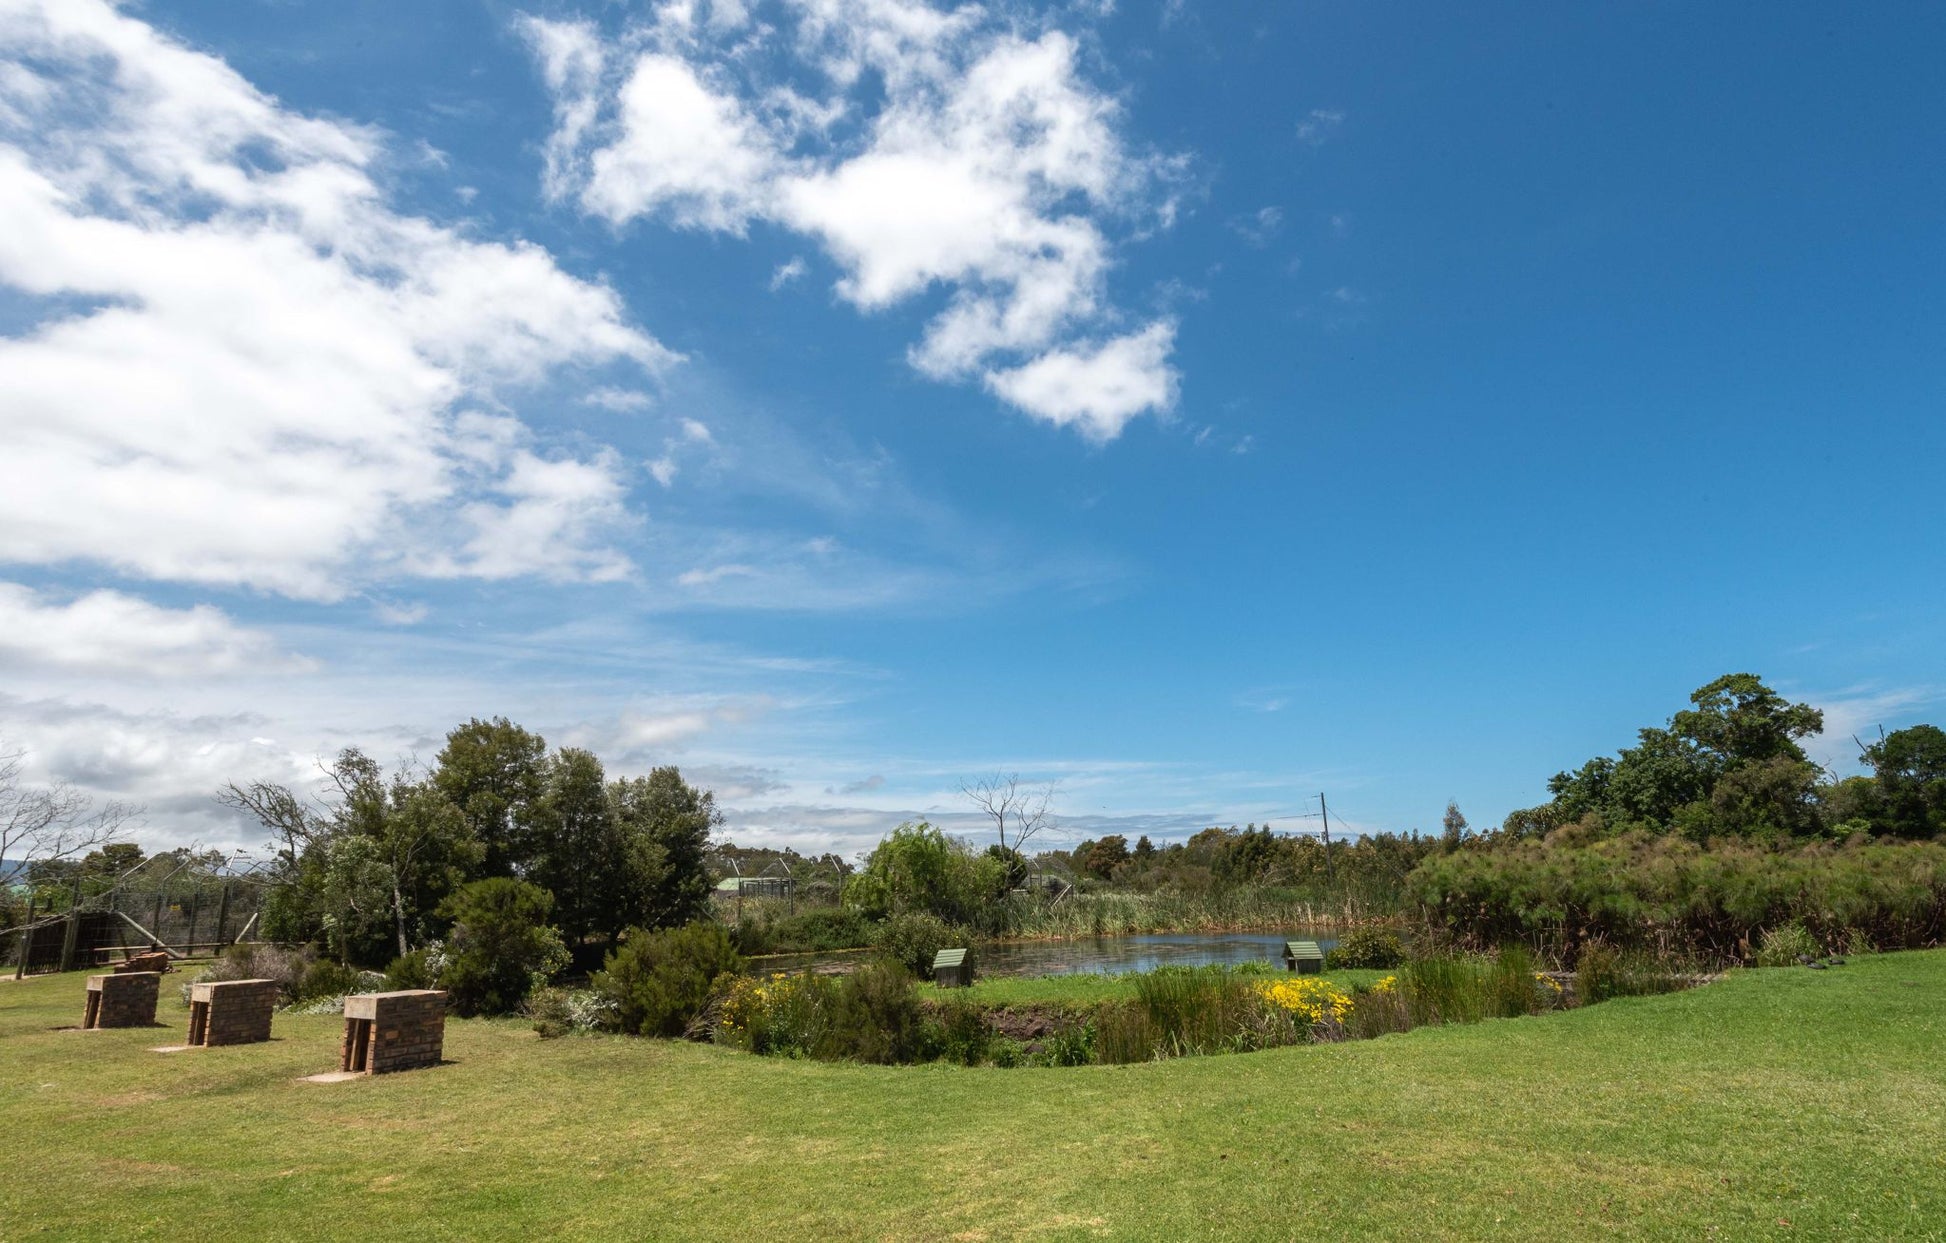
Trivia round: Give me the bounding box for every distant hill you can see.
[0,858,26,884]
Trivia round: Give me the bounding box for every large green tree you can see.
[609,766,718,932]
[1862,725,1946,838]
[431,718,548,875]
[529,747,631,947]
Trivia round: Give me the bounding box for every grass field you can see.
[4,953,1944,1241]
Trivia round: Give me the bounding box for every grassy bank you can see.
[915,967,1388,1009]
[4,955,1945,1239]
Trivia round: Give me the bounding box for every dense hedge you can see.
[1406,834,1946,961]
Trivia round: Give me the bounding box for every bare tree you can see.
[1,744,141,870]
[960,773,1058,855]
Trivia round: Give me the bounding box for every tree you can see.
[609,766,718,932]
[225,749,482,960]
[1672,673,1823,769]
[431,718,548,875]
[1441,801,1469,849]
[1,742,140,872]
[1862,724,1946,838]
[529,748,630,947]
[961,773,1058,855]
[436,878,568,1017]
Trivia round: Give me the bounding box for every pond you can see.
[751,931,1340,978]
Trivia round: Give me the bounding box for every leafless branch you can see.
[960,773,1059,855]
[1,744,142,868]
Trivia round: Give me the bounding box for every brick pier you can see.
[186,978,278,1046]
[339,990,447,1074]
[83,971,161,1028]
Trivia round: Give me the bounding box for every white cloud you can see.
[1804,685,1942,772]
[677,563,759,587]
[769,256,808,289]
[523,0,1182,437]
[985,321,1178,440]
[0,582,310,676]
[1296,107,1344,145]
[1229,205,1282,247]
[583,386,655,412]
[0,0,669,601]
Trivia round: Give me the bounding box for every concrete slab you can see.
[300,1071,365,1083]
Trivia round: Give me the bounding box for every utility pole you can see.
[1318,793,1335,887]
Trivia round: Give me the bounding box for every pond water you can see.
[751,931,1339,978]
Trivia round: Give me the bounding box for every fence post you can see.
[57,876,83,972]
[215,882,232,946]
[185,892,200,956]
[11,894,34,980]
[152,893,165,949]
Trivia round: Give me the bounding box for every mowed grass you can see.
[3,953,1944,1241]
[918,966,1387,1008]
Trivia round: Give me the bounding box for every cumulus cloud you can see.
[0,582,311,676]
[0,0,670,601]
[521,0,1181,437]
[985,321,1178,440]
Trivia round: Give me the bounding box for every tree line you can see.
[223,717,717,968]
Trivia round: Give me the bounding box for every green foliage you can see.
[593,921,743,1037]
[873,910,959,979]
[1573,944,1681,1004]
[293,958,362,1005]
[1755,922,1820,967]
[1407,833,1946,962]
[527,747,627,947]
[843,822,1006,928]
[383,948,438,991]
[609,767,719,932]
[1862,724,1946,838]
[1327,926,1405,969]
[431,717,549,875]
[732,905,876,955]
[1537,674,1831,840]
[437,878,569,1017]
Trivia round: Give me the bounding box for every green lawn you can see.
[3,953,1944,1241]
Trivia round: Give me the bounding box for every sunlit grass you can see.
[3,952,1944,1240]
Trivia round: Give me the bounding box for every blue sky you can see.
[1,0,1941,858]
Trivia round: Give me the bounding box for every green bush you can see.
[874,911,960,980]
[437,878,570,1017]
[1038,1021,1097,1067]
[1755,923,1820,967]
[1407,833,1946,963]
[935,997,995,1066]
[383,948,438,992]
[595,921,744,1037]
[733,906,877,955]
[1327,926,1406,970]
[827,959,930,1064]
[293,958,363,1005]
[525,986,617,1039]
[1574,943,1681,1004]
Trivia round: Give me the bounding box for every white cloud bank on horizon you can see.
[0,0,670,603]
[521,0,1184,440]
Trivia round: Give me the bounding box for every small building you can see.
[83,971,161,1028]
[932,947,973,988]
[1282,940,1324,974]
[186,977,277,1047]
[339,990,447,1075]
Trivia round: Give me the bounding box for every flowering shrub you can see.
[1255,977,1354,1027]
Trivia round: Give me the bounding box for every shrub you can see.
[595,921,743,1037]
[1755,923,1820,967]
[1328,926,1406,970]
[874,911,959,980]
[733,906,877,955]
[1038,1021,1097,1067]
[526,986,617,1039]
[935,997,995,1066]
[1574,943,1681,1004]
[827,959,929,1063]
[437,878,570,1017]
[294,958,363,1005]
[384,947,439,992]
[209,942,313,1004]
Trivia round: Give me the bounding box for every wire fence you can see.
[4,852,284,977]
